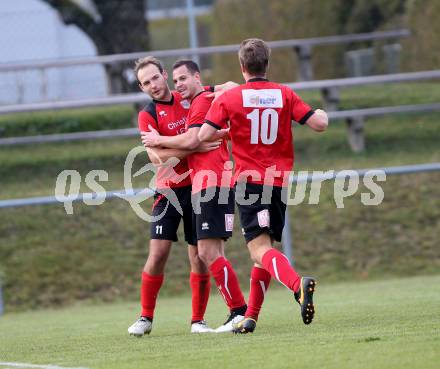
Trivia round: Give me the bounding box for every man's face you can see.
[173,65,201,100]
[137,63,169,101]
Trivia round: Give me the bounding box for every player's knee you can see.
[249,250,260,264]
[247,247,262,264]
[188,249,200,265]
[247,237,272,264]
[146,249,168,270]
[197,248,211,265]
[190,256,209,274]
[198,241,221,266]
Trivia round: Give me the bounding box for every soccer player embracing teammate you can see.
[141,60,248,333]
[199,38,329,333]
[128,57,235,335]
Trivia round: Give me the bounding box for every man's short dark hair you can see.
[172,59,200,74]
[134,56,164,80]
[238,38,270,76]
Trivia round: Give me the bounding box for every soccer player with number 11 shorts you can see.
[128,56,231,336]
[199,38,329,333]
[141,59,247,333]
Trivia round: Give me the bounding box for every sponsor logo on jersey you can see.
[159,110,167,117]
[225,214,234,232]
[180,100,190,109]
[242,89,283,108]
[168,117,187,130]
[257,209,270,228]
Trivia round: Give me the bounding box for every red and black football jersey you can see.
[185,91,231,194]
[138,91,192,189]
[205,78,314,187]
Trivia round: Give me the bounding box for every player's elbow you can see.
[198,125,216,142]
[308,110,328,132]
[314,118,328,132]
[146,148,162,166]
[198,130,208,142]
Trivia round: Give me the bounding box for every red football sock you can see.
[209,256,246,310]
[261,248,301,293]
[245,266,271,320]
[190,272,211,322]
[140,272,164,319]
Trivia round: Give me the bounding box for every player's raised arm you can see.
[206,81,239,101]
[214,81,239,92]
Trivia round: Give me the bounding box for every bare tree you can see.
[42,0,150,93]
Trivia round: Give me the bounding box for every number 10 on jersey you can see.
[247,108,279,145]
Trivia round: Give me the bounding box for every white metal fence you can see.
[0,29,410,105]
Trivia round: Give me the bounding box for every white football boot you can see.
[215,314,245,333]
[190,320,215,333]
[128,317,152,336]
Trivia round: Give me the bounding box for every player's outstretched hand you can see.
[206,89,227,101]
[197,140,222,153]
[206,81,239,101]
[141,125,161,147]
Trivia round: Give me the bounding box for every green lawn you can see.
[0,275,438,369]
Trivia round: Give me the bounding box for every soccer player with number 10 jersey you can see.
[199,38,329,333]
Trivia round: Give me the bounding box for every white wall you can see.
[0,0,107,104]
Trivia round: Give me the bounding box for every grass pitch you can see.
[0,275,438,369]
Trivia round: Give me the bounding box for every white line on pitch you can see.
[0,362,89,369]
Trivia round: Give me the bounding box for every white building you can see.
[0,0,107,104]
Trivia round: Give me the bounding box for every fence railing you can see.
[1,69,439,149]
[0,29,410,99]
[0,29,410,72]
[1,102,439,147]
[1,69,438,116]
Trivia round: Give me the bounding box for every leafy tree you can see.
[42,0,150,93]
[211,0,409,81]
[342,0,406,33]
